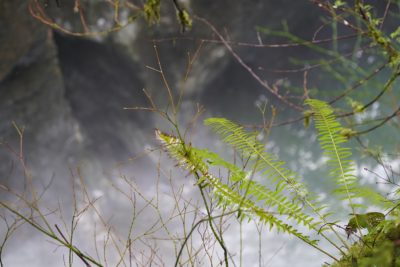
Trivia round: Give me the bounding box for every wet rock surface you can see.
[0,1,46,81]
[0,1,78,191]
[54,33,148,161]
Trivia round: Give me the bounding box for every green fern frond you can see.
[203,117,349,248]
[306,99,391,212]
[204,118,308,199]
[204,171,316,244]
[305,99,392,212]
[191,147,320,231]
[306,99,359,214]
[155,129,317,244]
[155,129,208,174]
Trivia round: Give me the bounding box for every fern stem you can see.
[197,180,229,267]
[173,171,230,267]
[174,210,238,267]
[168,120,230,266]
[306,99,358,250]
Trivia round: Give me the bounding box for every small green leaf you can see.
[346,212,385,237]
[144,0,161,24]
[390,26,400,42]
[303,110,313,128]
[346,97,364,113]
[333,0,345,8]
[177,9,192,33]
[340,128,357,139]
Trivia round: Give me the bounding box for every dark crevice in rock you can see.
[53,32,149,160]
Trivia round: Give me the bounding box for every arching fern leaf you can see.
[190,147,320,231]
[305,99,390,212]
[203,117,350,248]
[306,99,360,217]
[155,129,318,244]
[204,118,308,200]
[156,98,394,262]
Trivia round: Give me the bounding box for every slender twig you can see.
[195,16,304,111]
[28,0,141,37]
[355,106,400,136]
[337,69,400,118]
[329,62,387,105]
[153,44,177,115]
[0,203,103,266]
[55,224,91,267]
[152,33,360,48]
[174,210,238,267]
[380,0,392,30]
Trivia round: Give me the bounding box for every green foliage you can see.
[191,147,319,233]
[155,130,316,244]
[303,109,313,128]
[391,27,400,43]
[143,0,192,31]
[346,97,364,114]
[157,98,400,265]
[345,212,385,238]
[333,218,400,266]
[354,2,400,66]
[144,0,161,24]
[204,118,309,200]
[306,99,389,212]
[176,8,192,33]
[306,99,359,212]
[333,0,346,9]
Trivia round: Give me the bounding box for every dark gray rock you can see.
[0,0,78,191]
[0,1,47,80]
[54,33,148,161]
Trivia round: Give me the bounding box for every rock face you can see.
[0,2,148,190]
[0,1,45,81]
[54,33,148,161]
[0,1,79,191]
